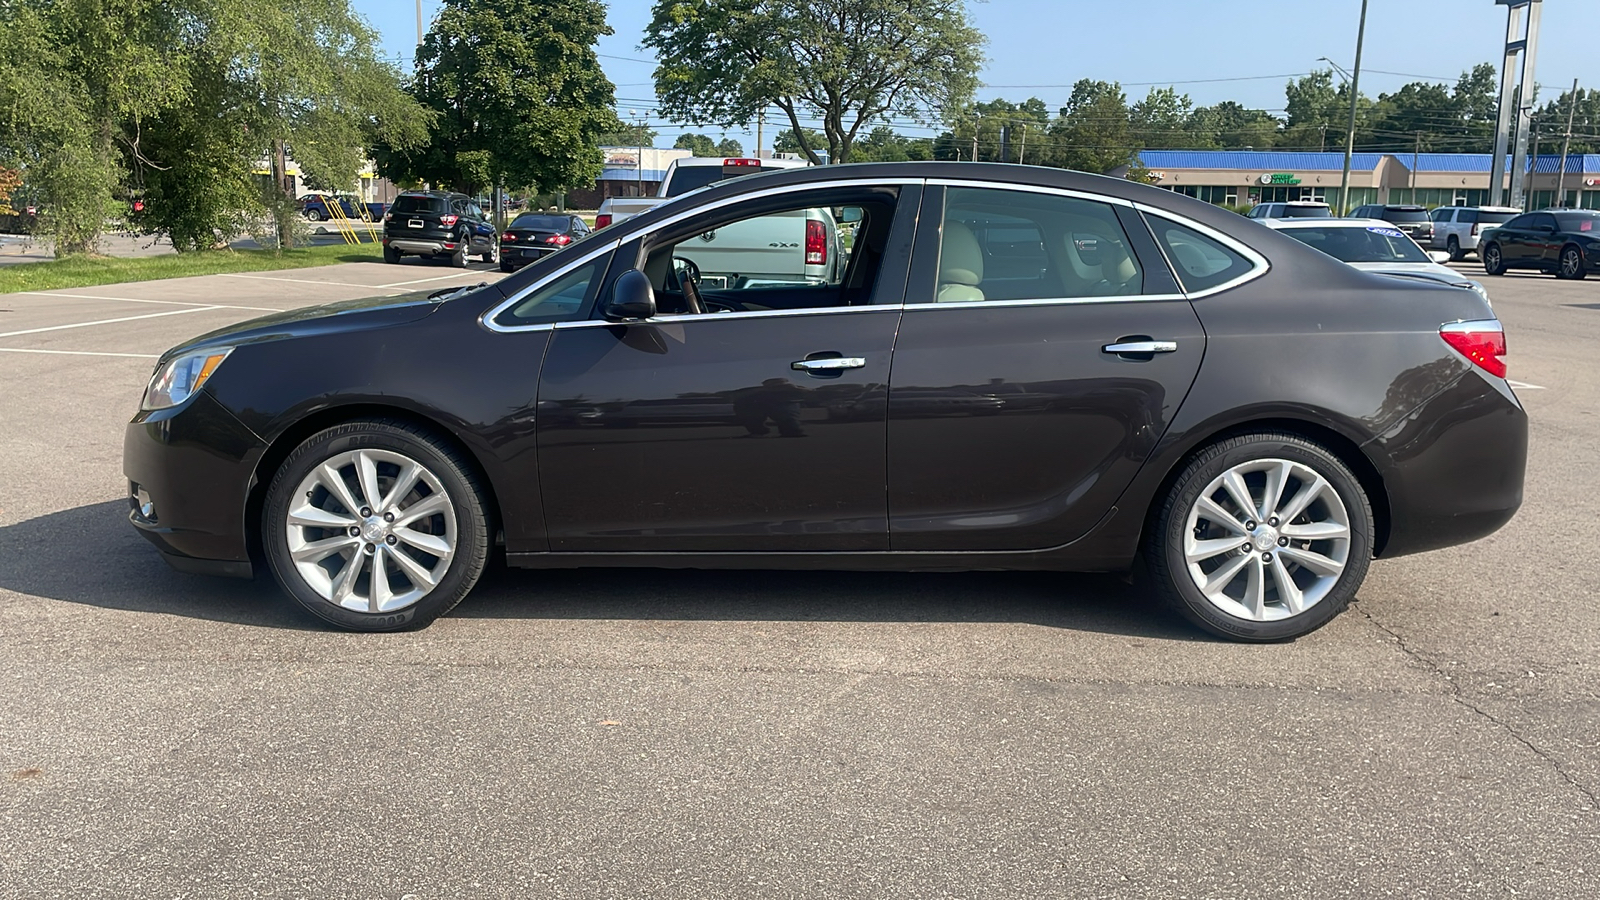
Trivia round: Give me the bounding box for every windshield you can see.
[1282,205,1331,218]
[1382,208,1429,222]
[662,164,767,198]
[1281,225,1429,263]
[509,215,570,231]
[392,195,446,214]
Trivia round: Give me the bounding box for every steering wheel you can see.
[673,256,705,315]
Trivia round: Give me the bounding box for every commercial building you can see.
[564,147,694,209]
[1122,150,1600,210]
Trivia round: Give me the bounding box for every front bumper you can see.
[124,390,267,577]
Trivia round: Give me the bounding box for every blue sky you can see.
[351,0,1597,148]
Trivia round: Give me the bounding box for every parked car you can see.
[1264,218,1491,305]
[1480,209,1600,279]
[380,190,498,267]
[299,192,385,222]
[1246,200,1331,220]
[125,161,1526,642]
[498,213,592,272]
[1428,206,1520,261]
[1348,204,1434,245]
[594,156,810,228]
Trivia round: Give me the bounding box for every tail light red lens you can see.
[544,234,572,245]
[1440,320,1507,378]
[594,214,612,229]
[723,158,760,167]
[805,219,827,266]
[1471,224,1480,236]
[439,214,459,227]
[502,232,516,241]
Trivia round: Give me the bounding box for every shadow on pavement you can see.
[1,500,1200,641]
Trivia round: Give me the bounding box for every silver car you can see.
[1264,217,1491,305]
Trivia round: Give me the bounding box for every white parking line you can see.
[0,347,159,358]
[1507,380,1546,390]
[378,270,493,288]
[0,306,218,338]
[216,272,381,288]
[21,291,280,312]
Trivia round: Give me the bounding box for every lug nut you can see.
[1269,516,1279,527]
[360,507,372,517]
[364,543,376,554]
[383,511,395,523]
[1278,536,1289,547]
[385,535,397,546]
[348,526,360,537]
[1242,543,1252,553]
[1262,552,1273,562]
[1245,520,1257,531]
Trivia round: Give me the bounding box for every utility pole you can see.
[1491,0,1543,207]
[971,112,980,163]
[1555,78,1579,207]
[1412,131,1422,200]
[756,110,764,159]
[1337,0,1368,216]
[416,0,424,48]
[1018,125,1028,165]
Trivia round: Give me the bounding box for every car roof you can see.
[1263,217,1397,230]
[668,156,810,169]
[1375,204,1426,211]
[1283,200,1329,206]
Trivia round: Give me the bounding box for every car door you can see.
[1529,212,1562,267]
[885,184,1208,551]
[534,182,920,552]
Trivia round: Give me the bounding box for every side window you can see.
[492,258,604,327]
[1145,215,1255,294]
[916,187,1144,303]
[1459,210,1478,224]
[1532,213,1559,231]
[1431,208,1451,223]
[1502,214,1530,231]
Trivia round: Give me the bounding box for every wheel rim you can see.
[284,449,457,613]
[1562,249,1579,276]
[1182,458,1352,622]
[1486,246,1499,269]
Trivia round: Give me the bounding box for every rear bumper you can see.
[386,238,455,255]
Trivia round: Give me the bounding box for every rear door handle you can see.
[1102,340,1178,355]
[792,357,866,371]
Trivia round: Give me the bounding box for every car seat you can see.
[937,221,985,302]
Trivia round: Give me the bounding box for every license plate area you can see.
[408,219,424,228]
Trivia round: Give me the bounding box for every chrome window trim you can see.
[553,304,900,330]
[926,178,1136,208]
[480,239,621,333]
[631,177,924,245]
[1133,203,1271,299]
[904,293,1188,311]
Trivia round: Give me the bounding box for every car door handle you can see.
[792,357,866,371]
[1102,340,1178,355]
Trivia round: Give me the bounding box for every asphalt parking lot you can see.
[1,258,1597,898]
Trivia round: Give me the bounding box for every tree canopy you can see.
[644,0,984,164]
[674,133,744,157]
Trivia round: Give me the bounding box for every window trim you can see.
[479,239,622,333]
[1135,204,1271,298]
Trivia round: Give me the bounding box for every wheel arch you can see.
[243,403,505,570]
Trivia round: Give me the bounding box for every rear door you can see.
[886,184,1211,551]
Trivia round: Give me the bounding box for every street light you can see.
[629,108,645,197]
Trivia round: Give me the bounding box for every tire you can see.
[482,239,499,265]
[499,261,515,273]
[305,209,324,222]
[1557,245,1587,280]
[1143,433,1374,642]
[450,234,469,268]
[262,419,491,632]
[383,245,402,264]
[1482,242,1506,275]
[1447,235,1463,262]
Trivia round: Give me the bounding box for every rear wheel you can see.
[383,245,402,264]
[1557,245,1586,280]
[305,209,324,222]
[1482,242,1505,275]
[1144,433,1373,642]
[482,239,499,265]
[450,234,470,268]
[1447,235,1463,262]
[262,419,490,632]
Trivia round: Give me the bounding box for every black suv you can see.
[381,191,499,267]
[1349,204,1434,243]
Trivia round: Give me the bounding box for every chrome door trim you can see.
[902,293,1188,310]
[792,357,867,371]
[480,239,621,334]
[552,304,902,330]
[926,178,1137,208]
[1103,340,1179,354]
[1132,203,1272,298]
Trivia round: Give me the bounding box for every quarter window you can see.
[493,258,604,327]
[915,187,1145,303]
[1144,216,1255,294]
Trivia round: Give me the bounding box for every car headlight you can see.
[142,347,233,411]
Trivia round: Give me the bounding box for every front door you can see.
[536,184,918,552]
[887,185,1210,551]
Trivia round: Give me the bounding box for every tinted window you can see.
[1431,208,1453,222]
[918,187,1144,303]
[1381,208,1429,223]
[392,195,445,214]
[1282,205,1331,218]
[1279,225,1429,263]
[494,259,604,327]
[1554,212,1600,233]
[510,215,572,231]
[1458,209,1478,224]
[1532,213,1559,231]
[1478,210,1516,225]
[661,164,770,198]
[1146,216,1254,293]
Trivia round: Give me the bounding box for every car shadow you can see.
[0,500,1201,641]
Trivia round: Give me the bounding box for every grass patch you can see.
[0,241,384,294]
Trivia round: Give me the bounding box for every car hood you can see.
[161,289,459,361]
[1348,261,1466,284]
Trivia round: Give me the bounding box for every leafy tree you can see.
[1130,87,1195,150]
[1050,79,1136,174]
[773,127,825,157]
[597,122,657,147]
[378,0,616,197]
[1280,70,1340,150]
[0,166,20,215]
[1534,86,1600,155]
[851,125,932,162]
[645,0,985,164]
[715,137,744,156]
[1187,101,1279,150]
[1369,81,1456,152]
[674,133,718,156]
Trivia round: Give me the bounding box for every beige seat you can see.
[937,221,985,302]
[1091,239,1140,295]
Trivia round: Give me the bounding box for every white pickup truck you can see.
[597,156,843,288]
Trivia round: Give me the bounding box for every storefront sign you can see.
[605,150,640,168]
[1259,173,1302,185]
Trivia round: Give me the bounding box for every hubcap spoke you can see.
[317,463,363,517]
[387,544,440,589]
[1221,471,1256,523]
[393,492,449,528]
[356,450,384,512]
[1276,475,1326,524]
[1195,496,1247,535]
[331,549,366,604]
[1269,555,1304,615]
[291,534,358,562]
[288,504,356,529]
[1279,545,1344,577]
[369,547,391,613]
[1280,520,1350,540]
[1241,556,1266,619]
[1186,537,1245,564]
[394,527,451,558]
[381,462,423,513]
[1202,552,1252,597]
[1259,460,1291,522]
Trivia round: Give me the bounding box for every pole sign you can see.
[1259,173,1302,185]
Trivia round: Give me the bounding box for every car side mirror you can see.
[603,269,656,320]
[1427,250,1451,264]
[835,207,864,224]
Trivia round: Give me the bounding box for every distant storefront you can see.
[1119,150,1600,211]
[564,147,694,209]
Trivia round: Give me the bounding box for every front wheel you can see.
[1557,245,1587,280]
[1144,433,1373,642]
[1447,236,1463,262]
[1482,242,1506,275]
[262,419,490,631]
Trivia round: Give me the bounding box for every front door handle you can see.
[1102,340,1178,356]
[792,357,866,372]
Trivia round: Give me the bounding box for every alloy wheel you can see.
[1182,458,1351,623]
[1560,247,1583,279]
[1484,244,1503,275]
[283,448,457,613]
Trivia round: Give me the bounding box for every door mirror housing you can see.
[603,269,657,320]
[1427,250,1451,264]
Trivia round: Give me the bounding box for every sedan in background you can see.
[498,213,592,272]
[1264,218,1492,305]
[1480,209,1600,280]
[124,162,1526,642]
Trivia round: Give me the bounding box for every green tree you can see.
[715,137,744,156]
[379,0,616,197]
[1129,87,1195,150]
[1187,101,1280,150]
[1535,86,1600,155]
[1280,70,1339,150]
[773,127,825,157]
[1050,79,1135,174]
[645,0,985,164]
[674,133,717,156]
[597,122,657,147]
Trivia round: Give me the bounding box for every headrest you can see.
[939,221,983,286]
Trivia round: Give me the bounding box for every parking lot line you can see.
[378,270,494,288]
[0,306,219,339]
[216,272,380,288]
[0,347,159,358]
[21,291,281,312]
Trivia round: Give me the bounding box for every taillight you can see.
[502,232,516,241]
[439,214,459,227]
[1440,320,1507,378]
[1471,224,1480,236]
[723,158,760,167]
[544,234,572,245]
[805,219,827,266]
[594,214,612,229]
